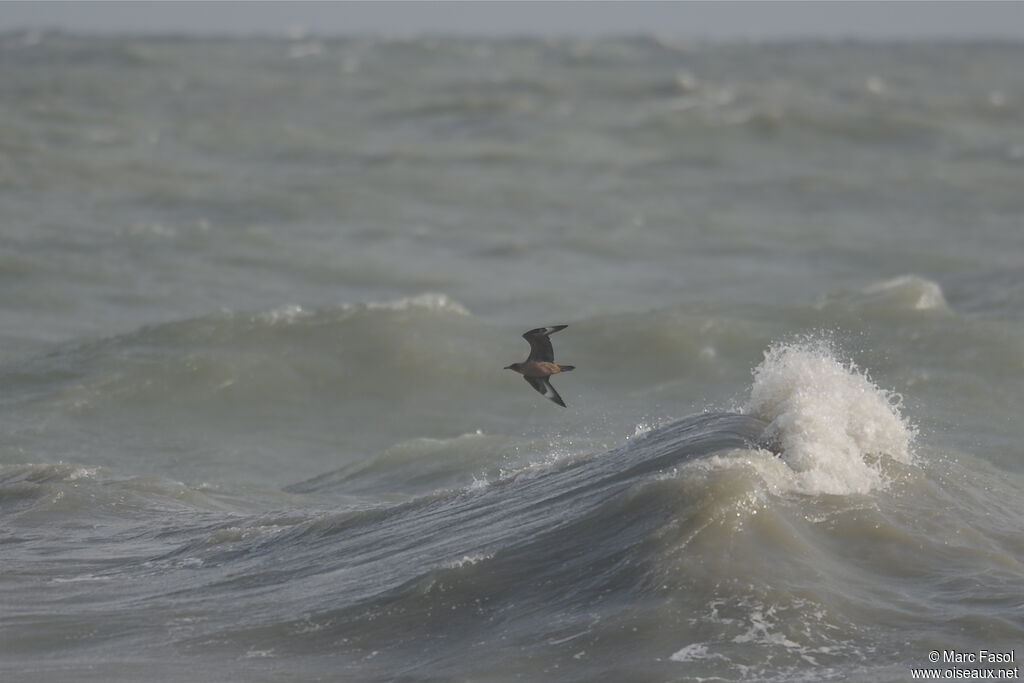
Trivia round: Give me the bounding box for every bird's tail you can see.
[558,365,575,372]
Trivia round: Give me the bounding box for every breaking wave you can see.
[740,340,916,495]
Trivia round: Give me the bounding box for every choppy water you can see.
[2,33,1023,682]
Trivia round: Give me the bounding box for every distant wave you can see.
[815,275,950,313]
[0,292,476,413]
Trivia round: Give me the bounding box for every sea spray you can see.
[742,340,915,495]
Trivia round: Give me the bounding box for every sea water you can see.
[1,34,1023,681]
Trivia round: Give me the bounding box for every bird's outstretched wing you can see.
[522,325,567,363]
[524,376,566,408]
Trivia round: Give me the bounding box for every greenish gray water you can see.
[1,34,1022,682]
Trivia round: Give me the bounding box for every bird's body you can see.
[505,326,575,407]
[517,360,564,377]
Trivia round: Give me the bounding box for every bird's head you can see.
[504,363,521,371]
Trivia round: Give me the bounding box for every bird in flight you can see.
[504,325,575,407]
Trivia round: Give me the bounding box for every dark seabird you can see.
[504,325,575,407]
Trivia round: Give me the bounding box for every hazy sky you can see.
[3,1,1024,40]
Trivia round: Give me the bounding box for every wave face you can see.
[1,412,770,678]
[3,34,1024,681]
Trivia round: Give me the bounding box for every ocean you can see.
[1,33,1022,682]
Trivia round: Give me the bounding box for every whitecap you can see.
[859,275,948,311]
[254,304,308,325]
[670,642,718,662]
[364,292,471,316]
[740,339,915,495]
[446,553,493,569]
[817,275,949,313]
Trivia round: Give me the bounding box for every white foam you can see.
[446,553,493,569]
[731,605,802,649]
[816,275,949,313]
[630,422,654,439]
[670,642,724,663]
[860,275,948,311]
[740,340,915,495]
[364,292,470,316]
[51,574,114,584]
[67,466,100,481]
[255,304,308,325]
[251,294,469,326]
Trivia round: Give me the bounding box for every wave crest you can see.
[816,275,949,313]
[742,340,915,495]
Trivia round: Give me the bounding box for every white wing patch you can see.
[524,376,566,407]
